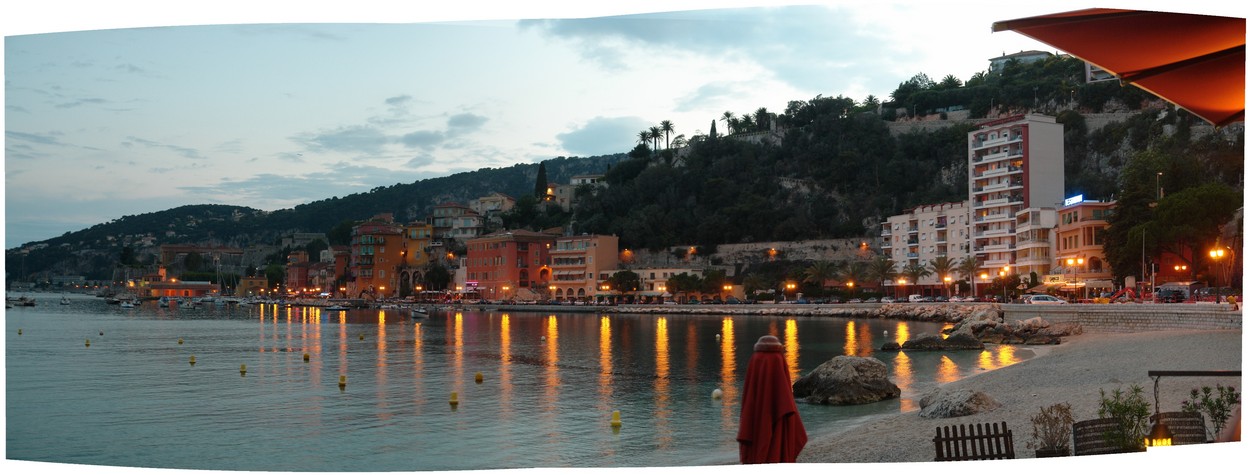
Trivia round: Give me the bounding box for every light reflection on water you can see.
[5,295,1029,471]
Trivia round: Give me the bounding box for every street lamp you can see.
[1209,246,1230,287]
[943,275,952,299]
[897,278,907,300]
[999,266,1010,302]
[979,273,988,300]
[1066,257,1085,300]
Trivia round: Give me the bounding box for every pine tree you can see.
[534,162,549,198]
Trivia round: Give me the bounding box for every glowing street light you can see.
[943,275,952,298]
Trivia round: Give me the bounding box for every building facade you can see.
[550,234,619,302]
[348,213,404,298]
[430,203,485,240]
[881,201,971,289]
[968,113,1065,279]
[465,229,557,301]
[1049,198,1116,296]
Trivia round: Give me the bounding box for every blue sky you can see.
[3,0,1240,249]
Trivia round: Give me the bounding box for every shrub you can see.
[1181,384,1241,441]
[1027,402,1074,451]
[1098,384,1151,451]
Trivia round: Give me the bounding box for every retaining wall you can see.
[1003,303,1242,332]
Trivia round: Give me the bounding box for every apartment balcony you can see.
[974,197,1010,209]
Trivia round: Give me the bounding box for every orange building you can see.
[465,229,557,301]
[550,234,619,302]
[1051,198,1115,297]
[348,213,404,299]
[397,221,435,296]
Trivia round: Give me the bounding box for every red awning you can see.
[993,8,1245,127]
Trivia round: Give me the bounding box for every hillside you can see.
[6,55,1244,283]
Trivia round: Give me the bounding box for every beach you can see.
[796,329,1243,464]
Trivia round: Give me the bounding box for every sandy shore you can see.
[793,329,1243,464]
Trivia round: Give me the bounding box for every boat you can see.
[324,305,350,312]
[60,295,71,305]
[119,300,136,309]
[410,307,429,319]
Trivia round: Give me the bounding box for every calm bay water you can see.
[6,292,1029,471]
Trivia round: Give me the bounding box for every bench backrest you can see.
[933,421,1016,461]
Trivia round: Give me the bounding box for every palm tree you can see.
[838,261,869,293]
[754,107,770,131]
[738,113,754,132]
[928,256,957,295]
[901,262,932,293]
[802,261,842,291]
[659,120,674,150]
[721,111,735,135]
[648,126,662,155]
[956,256,982,296]
[866,255,898,292]
[637,130,651,148]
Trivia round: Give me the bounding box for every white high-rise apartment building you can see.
[881,201,971,290]
[968,114,1064,278]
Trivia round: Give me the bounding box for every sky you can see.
[3,0,1244,250]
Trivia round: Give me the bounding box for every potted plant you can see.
[1181,384,1241,442]
[1028,402,1074,457]
[1096,384,1151,452]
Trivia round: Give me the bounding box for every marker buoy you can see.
[449,391,460,410]
[610,410,622,429]
[189,355,196,366]
[339,375,347,389]
[303,353,310,362]
[359,334,365,340]
[475,372,484,384]
[178,338,184,345]
[540,336,546,341]
[85,338,91,347]
[99,331,104,336]
[240,364,247,376]
[17,329,21,335]
[712,388,723,400]
[715,334,721,341]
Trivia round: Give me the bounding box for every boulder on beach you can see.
[792,355,901,405]
[899,332,985,351]
[918,388,1002,419]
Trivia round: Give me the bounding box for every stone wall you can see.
[1003,304,1242,332]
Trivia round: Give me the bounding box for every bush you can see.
[1098,384,1151,451]
[1028,402,1075,451]
[1181,384,1241,441]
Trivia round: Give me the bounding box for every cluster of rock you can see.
[917,388,1002,419]
[944,309,1083,345]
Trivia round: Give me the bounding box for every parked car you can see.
[863,297,879,303]
[1156,290,1185,303]
[1025,294,1068,304]
[880,296,896,303]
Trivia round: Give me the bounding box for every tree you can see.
[928,255,957,291]
[607,269,641,293]
[184,251,204,272]
[838,261,870,291]
[802,261,841,291]
[534,162,549,198]
[264,263,285,289]
[666,272,703,302]
[901,262,932,290]
[956,256,982,291]
[721,111,735,134]
[649,126,663,155]
[1152,182,1241,272]
[754,107,771,131]
[866,255,899,291]
[423,263,451,291]
[660,120,675,150]
[304,239,328,263]
[327,219,355,246]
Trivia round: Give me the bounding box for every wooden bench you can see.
[933,421,1016,461]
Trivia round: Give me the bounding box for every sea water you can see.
[5,292,1028,471]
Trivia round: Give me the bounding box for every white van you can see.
[908,294,924,302]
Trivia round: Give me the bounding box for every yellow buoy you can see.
[712,388,723,400]
[359,334,365,340]
[475,372,484,384]
[240,364,247,376]
[610,410,622,428]
[189,355,196,366]
[17,329,21,335]
[339,375,347,389]
[449,391,459,410]
[178,338,183,345]
[303,353,310,362]
[85,338,91,347]
[99,331,104,336]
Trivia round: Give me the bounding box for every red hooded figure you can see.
[737,335,807,463]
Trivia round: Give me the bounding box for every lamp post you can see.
[1066,257,1085,301]
[897,278,907,300]
[999,265,1010,303]
[943,275,952,299]
[979,273,988,301]
[1209,246,1229,288]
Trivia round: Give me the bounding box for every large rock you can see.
[900,332,986,351]
[918,388,1002,419]
[792,356,901,405]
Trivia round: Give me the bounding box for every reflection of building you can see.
[465,229,557,301]
[552,234,619,301]
[969,113,1064,279]
[348,213,403,298]
[1050,198,1116,295]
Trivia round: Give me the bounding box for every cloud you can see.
[446,112,488,136]
[178,161,441,209]
[399,130,445,149]
[292,125,391,155]
[122,135,205,159]
[556,116,652,156]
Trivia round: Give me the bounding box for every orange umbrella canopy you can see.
[993,8,1245,127]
